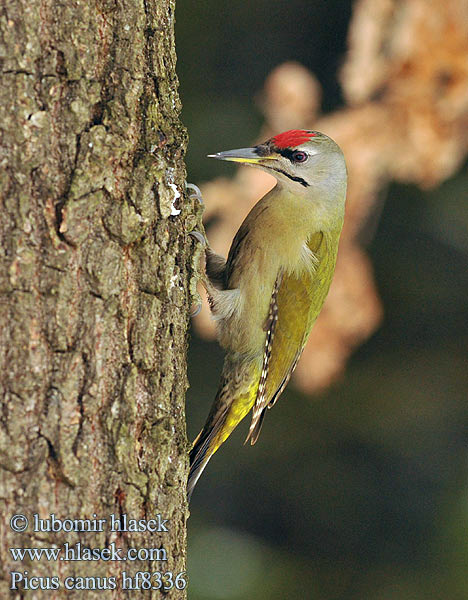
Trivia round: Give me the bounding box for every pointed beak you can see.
[207,147,275,164]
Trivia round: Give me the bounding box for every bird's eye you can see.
[291,151,308,163]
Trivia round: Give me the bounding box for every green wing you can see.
[246,230,340,444]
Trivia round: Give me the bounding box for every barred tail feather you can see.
[244,406,267,446]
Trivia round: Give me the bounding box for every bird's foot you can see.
[186,182,208,316]
[186,182,208,247]
[189,230,206,247]
[190,300,202,317]
[186,183,203,205]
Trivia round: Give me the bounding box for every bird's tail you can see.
[187,360,261,500]
[187,405,230,501]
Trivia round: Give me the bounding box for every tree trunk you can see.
[0,0,190,597]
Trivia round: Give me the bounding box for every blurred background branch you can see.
[192,0,468,393]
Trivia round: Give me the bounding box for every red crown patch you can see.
[271,129,316,149]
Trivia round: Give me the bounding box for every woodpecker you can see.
[188,129,347,498]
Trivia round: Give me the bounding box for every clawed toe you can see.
[190,301,202,317]
[186,183,203,204]
[189,230,207,246]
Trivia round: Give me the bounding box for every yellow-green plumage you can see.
[188,129,347,498]
[247,229,340,441]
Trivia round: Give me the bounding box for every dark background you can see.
[176,2,468,599]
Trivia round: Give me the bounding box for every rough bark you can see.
[0,0,191,598]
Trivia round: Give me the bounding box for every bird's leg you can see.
[186,183,209,316]
[186,182,203,204]
[186,183,207,245]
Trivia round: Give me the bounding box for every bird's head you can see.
[208,129,346,193]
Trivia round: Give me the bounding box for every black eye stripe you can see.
[266,166,309,187]
[274,147,308,163]
[254,145,310,186]
[275,148,296,161]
